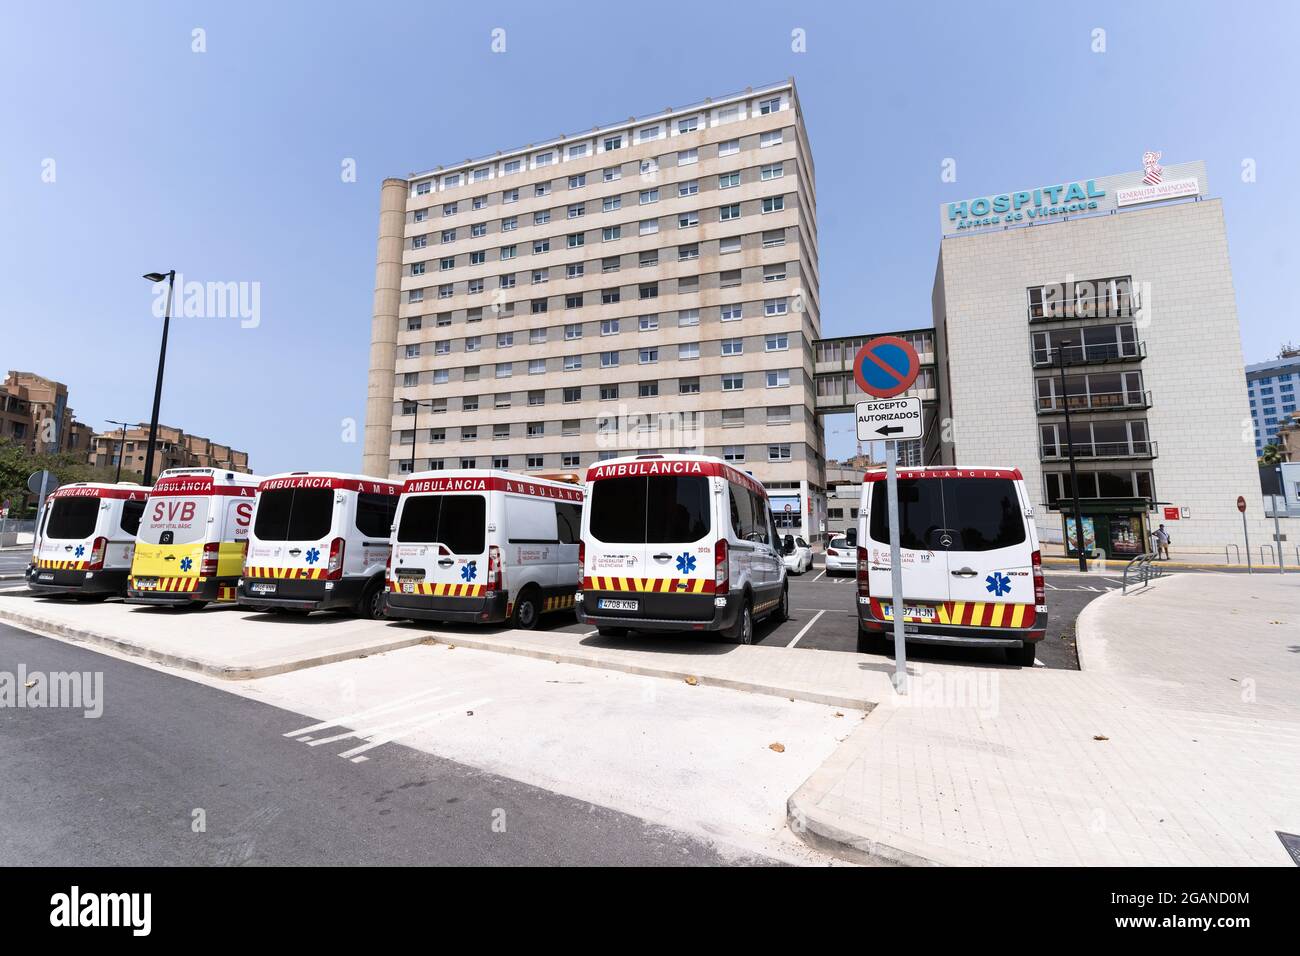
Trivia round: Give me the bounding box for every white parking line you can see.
[786,609,825,648]
[811,570,826,583]
[337,697,492,760]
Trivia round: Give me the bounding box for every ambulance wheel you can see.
[511,586,541,630]
[772,584,789,623]
[728,597,754,645]
[359,580,386,620]
[1009,641,1036,667]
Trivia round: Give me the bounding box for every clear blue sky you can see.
[4,0,1296,473]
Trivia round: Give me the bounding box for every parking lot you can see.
[543,564,1117,671]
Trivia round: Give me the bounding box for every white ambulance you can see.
[237,472,401,618]
[576,454,788,644]
[385,469,584,628]
[127,468,262,607]
[27,482,149,598]
[855,466,1046,665]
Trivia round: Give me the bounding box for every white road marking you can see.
[582,630,598,637]
[794,607,846,612]
[811,570,826,582]
[283,686,451,737]
[337,697,492,760]
[786,609,826,648]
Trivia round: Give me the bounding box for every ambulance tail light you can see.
[487,545,503,593]
[577,539,585,577]
[1032,549,1045,605]
[714,539,729,595]
[87,537,108,571]
[199,541,221,576]
[385,551,393,591]
[857,546,871,597]
[326,537,346,580]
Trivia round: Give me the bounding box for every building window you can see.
[677,116,699,134]
[601,351,619,368]
[639,348,658,364]
[718,139,739,157]
[563,386,581,403]
[639,189,659,205]
[603,196,622,212]
[601,318,620,336]
[759,97,781,115]
[679,377,700,394]
[767,405,791,424]
[720,236,742,254]
[760,130,783,148]
[722,373,743,391]
[762,195,785,213]
[764,299,788,316]
[763,263,787,282]
[723,446,745,463]
[720,203,741,221]
[766,369,790,388]
[678,342,700,360]
[721,338,743,356]
[768,444,792,461]
[639,314,659,331]
[760,163,784,181]
[721,303,743,322]
[679,308,700,327]
[719,171,740,189]
[600,384,619,401]
[603,225,621,242]
[639,381,659,398]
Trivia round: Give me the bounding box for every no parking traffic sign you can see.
[853,336,920,398]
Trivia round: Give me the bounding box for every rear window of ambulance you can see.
[46,497,100,539]
[396,494,485,554]
[589,475,710,544]
[254,488,334,541]
[868,477,1025,552]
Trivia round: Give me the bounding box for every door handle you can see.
[950,567,977,577]
[437,558,455,567]
[164,554,176,561]
[288,548,302,556]
[652,553,672,561]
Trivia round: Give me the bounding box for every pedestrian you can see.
[1151,524,1170,560]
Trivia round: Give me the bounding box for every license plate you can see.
[37,572,54,582]
[249,583,277,595]
[401,582,416,594]
[598,598,638,612]
[135,578,158,590]
[884,604,936,621]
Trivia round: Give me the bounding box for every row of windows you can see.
[398,406,798,437]
[393,442,796,475]
[412,104,787,195]
[413,163,788,249]
[404,329,791,358]
[413,242,792,286]
[401,300,793,362]
[406,203,791,296]
[403,360,796,388]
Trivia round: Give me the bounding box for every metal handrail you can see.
[1260,545,1275,564]
[1041,440,1158,460]
[1032,341,1146,366]
[1028,291,1139,322]
[1122,552,1163,593]
[1036,389,1152,413]
[1225,544,1240,564]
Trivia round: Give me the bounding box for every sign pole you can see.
[1272,495,1284,574]
[1242,512,1252,574]
[885,438,907,694]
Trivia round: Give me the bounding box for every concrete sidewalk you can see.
[0,592,890,709]
[788,573,1300,865]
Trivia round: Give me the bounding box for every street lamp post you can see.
[1056,340,1089,572]
[141,270,176,486]
[104,418,132,483]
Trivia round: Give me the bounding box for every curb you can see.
[0,605,430,681]
[1073,570,1178,672]
[785,707,948,867]
[409,630,875,711]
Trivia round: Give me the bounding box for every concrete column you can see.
[362,178,408,477]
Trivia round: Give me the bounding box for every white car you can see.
[824,535,856,575]
[855,465,1046,665]
[577,453,788,644]
[781,535,813,574]
[385,469,583,629]
[238,472,402,619]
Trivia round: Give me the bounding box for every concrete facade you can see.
[933,193,1271,553]
[362,81,823,512]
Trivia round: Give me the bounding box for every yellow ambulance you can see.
[126,467,262,607]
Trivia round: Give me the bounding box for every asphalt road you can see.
[0,550,30,577]
[0,621,775,866]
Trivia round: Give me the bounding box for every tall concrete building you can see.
[932,158,1273,554]
[1246,347,1300,457]
[1,370,90,456]
[364,80,823,507]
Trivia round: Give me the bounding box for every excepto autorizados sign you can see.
[856,397,924,442]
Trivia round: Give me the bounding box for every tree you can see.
[0,438,144,518]
[1258,443,1283,465]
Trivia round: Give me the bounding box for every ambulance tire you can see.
[511,586,541,630]
[359,579,386,620]
[1009,641,1036,667]
[728,594,754,645]
[772,583,789,623]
